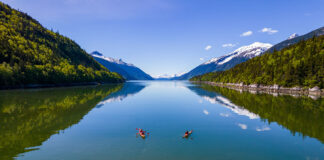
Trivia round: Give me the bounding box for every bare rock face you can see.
[309,86,320,92]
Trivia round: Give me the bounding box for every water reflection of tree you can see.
[191,84,324,143]
[0,84,122,160]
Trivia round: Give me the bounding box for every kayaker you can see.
[183,130,193,138]
[138,128,146,138]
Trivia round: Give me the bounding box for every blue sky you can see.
[2,0,324,77]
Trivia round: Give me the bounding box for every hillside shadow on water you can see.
[0,84,131,160]
[187,83,324,144]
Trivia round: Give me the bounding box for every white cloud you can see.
[199,58,204,61]
[256,126,271,132]
[222,43,236,48]
[205,45,212,51]
[240,31,253,37]
[219,113,230,117]
[260,28,278,34]
[203,109,209,115]
[237,123,247,130]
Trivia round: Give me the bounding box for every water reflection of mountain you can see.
[189,84,324,143]
[0,85,122,160]
[96,82,147,107]
[188,86,259,119]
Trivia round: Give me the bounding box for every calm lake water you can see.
[0,81,324,160]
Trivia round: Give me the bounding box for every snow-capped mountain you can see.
[175,42,272,80]
[90,51,153,80]
[204,42,272,65]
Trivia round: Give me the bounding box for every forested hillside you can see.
[0,2,124,88]
[191,35,324,88]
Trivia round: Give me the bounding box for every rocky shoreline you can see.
[194,81,324,98]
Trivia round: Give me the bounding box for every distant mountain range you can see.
[191,27,324,88]
[90,51,153,80]
[174,42,272,80]
[266,26,324,53]
[172,27,324,80]
[154,73,185,80]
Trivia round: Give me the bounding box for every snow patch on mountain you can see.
[287,33,299,40]
[90,51,134,67]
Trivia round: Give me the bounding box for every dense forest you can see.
[0,2,124,88]
[191,35,324,88]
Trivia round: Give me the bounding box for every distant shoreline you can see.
[192,81,324,98]
[0,82,123,90]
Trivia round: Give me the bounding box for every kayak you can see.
[183,130,193,138]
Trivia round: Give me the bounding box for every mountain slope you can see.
[191,35,324,88]
[0,2,124,88]
[90,51,153,80]
[266,26,324,52]
[176,42,272,80]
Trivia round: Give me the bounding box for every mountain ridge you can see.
[174,42,272,80]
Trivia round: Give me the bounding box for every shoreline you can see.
[193,81,324,98]
[0,82,123,90]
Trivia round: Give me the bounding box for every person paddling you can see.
[136,128,148,138]
[183,130,193,138]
